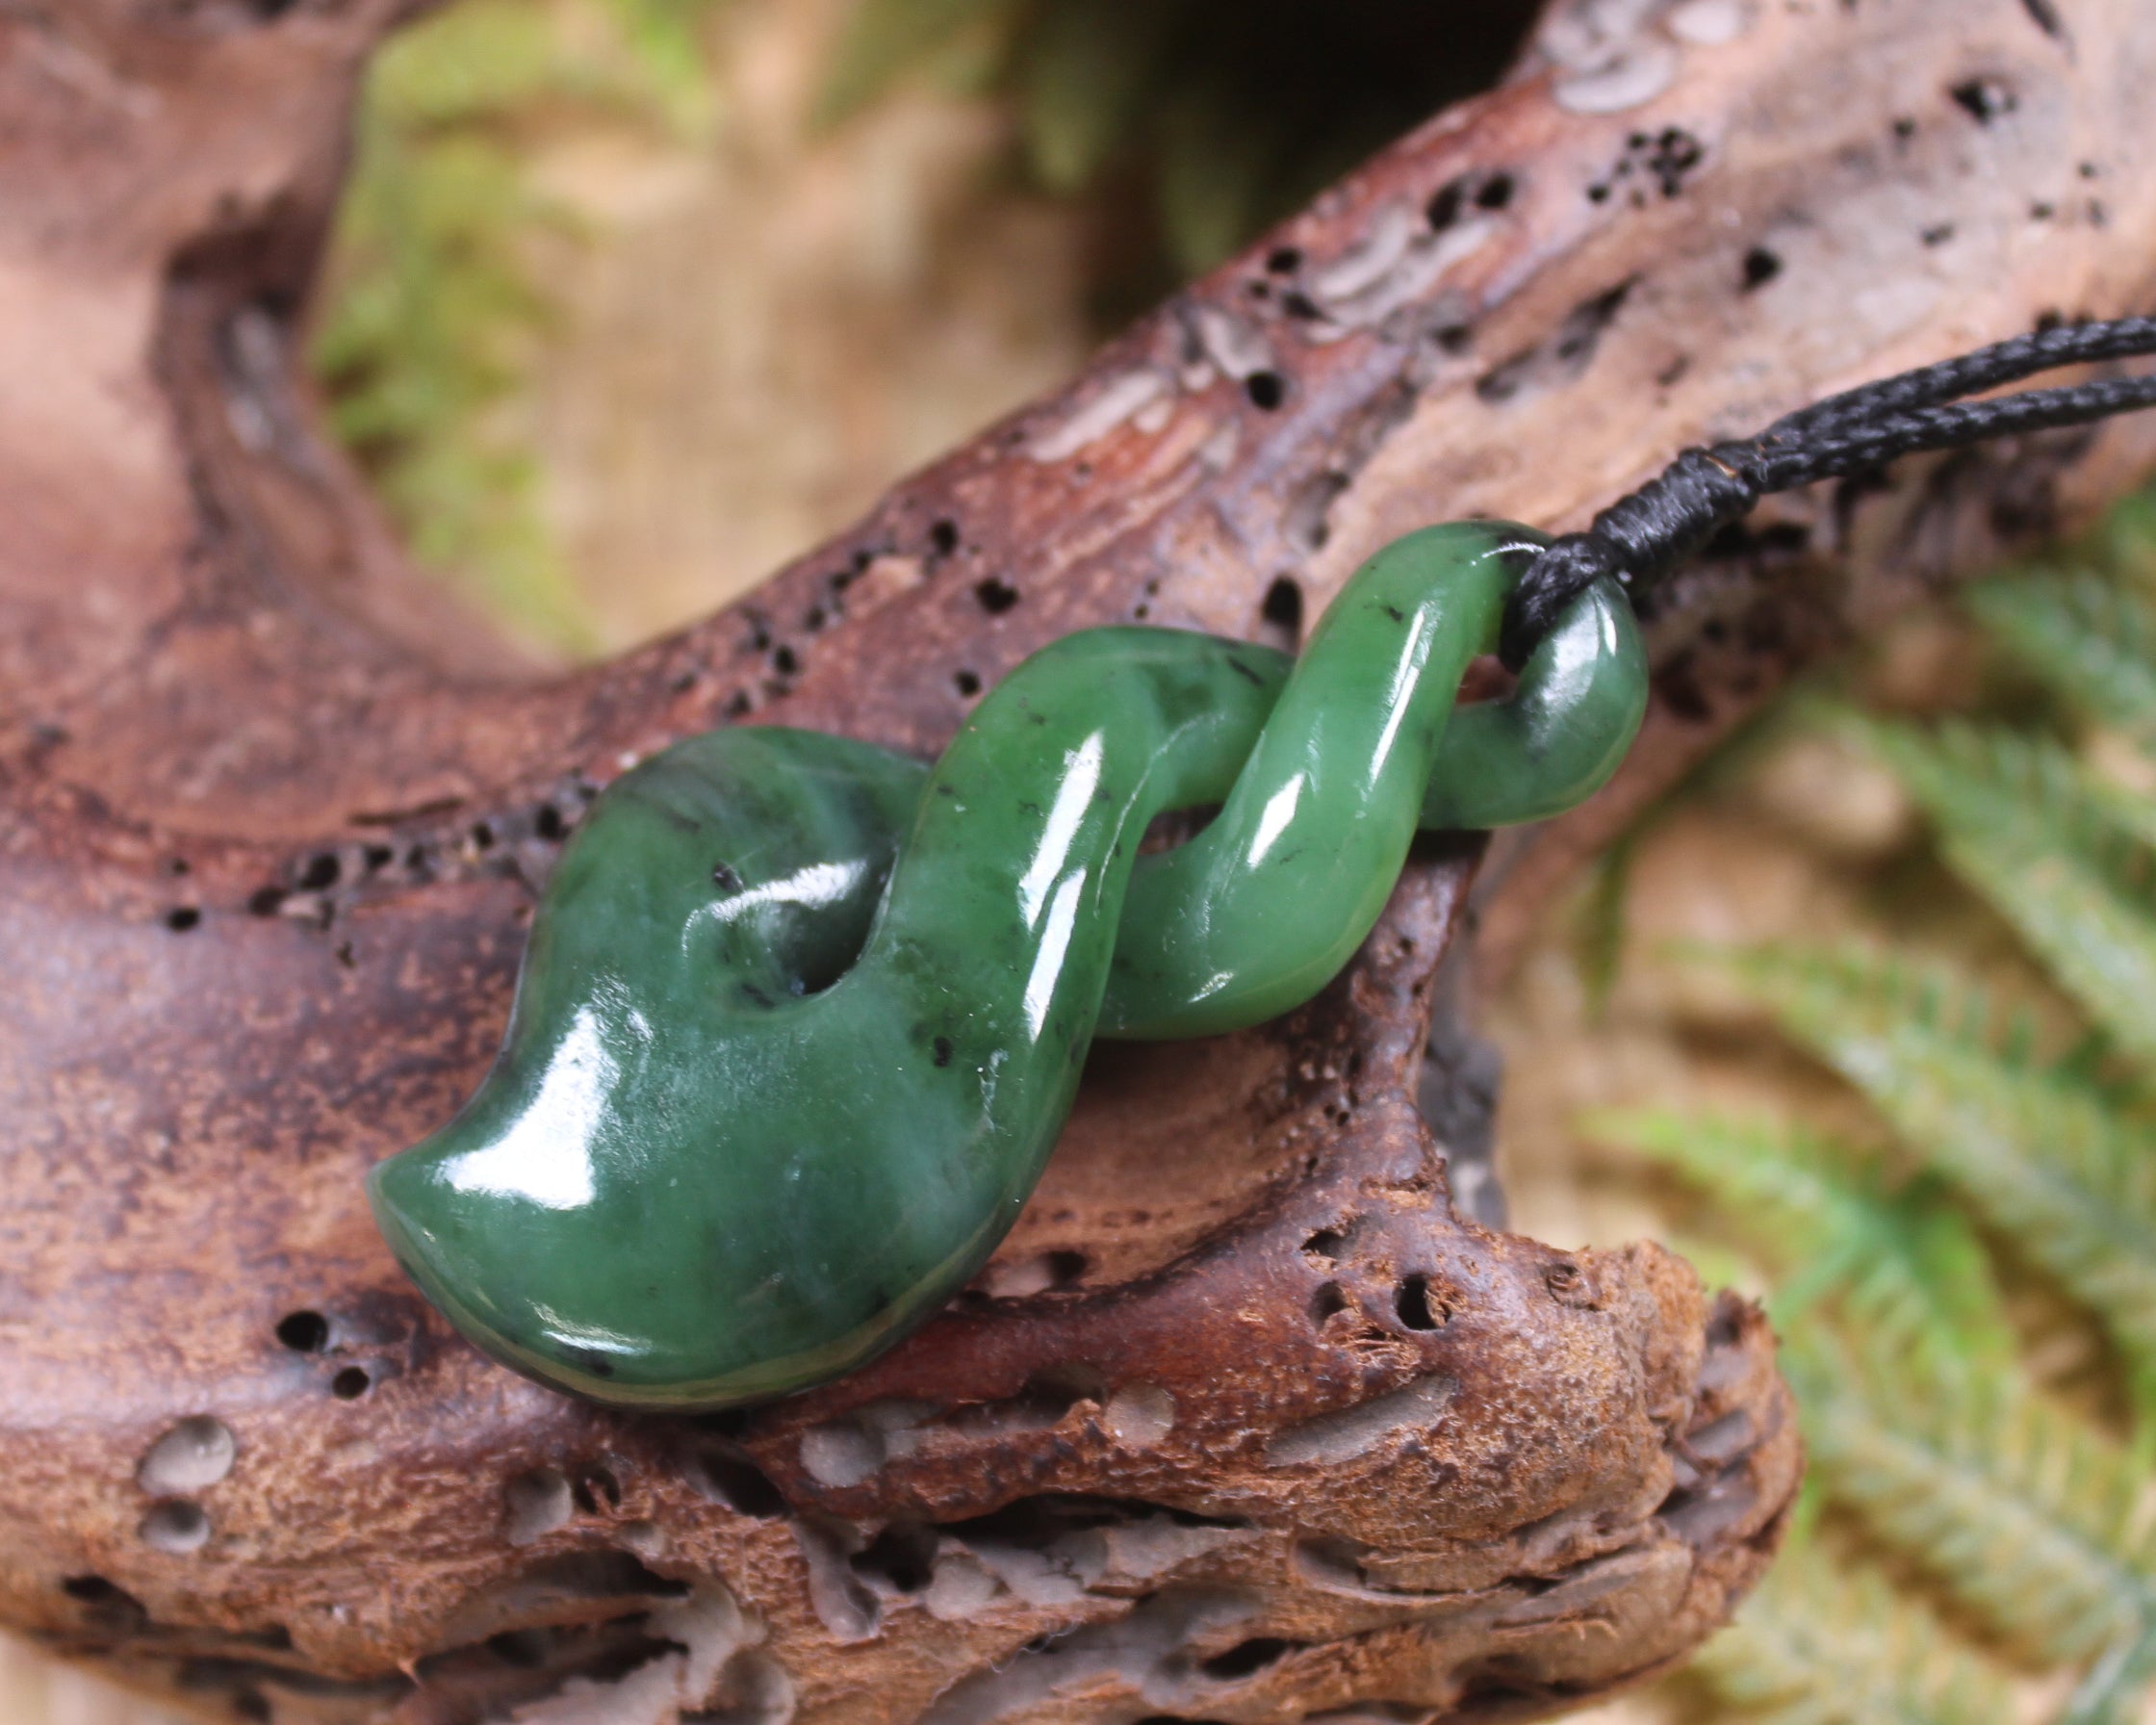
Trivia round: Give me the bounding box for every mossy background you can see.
[10,2,2155,1721]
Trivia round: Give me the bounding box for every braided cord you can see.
[1501,317,2156,670]
[1781,317,2156,435]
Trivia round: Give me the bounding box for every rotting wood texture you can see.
[3,0,2154,1721]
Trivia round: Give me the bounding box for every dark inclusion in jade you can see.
[370,523,1649,1409]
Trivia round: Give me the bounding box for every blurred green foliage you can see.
[315,0,1532,643]
[817,0,1529,284]
[312,0,727,654]
[1594,498,2156,1725]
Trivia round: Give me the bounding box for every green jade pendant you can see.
[369,523,1649,1408]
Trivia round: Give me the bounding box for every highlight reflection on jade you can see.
[369,523,1648,1409]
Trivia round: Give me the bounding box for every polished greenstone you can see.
[1099,525,1646,1037]
[369,522,1647,1409]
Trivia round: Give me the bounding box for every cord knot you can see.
[1502,447,1761,670]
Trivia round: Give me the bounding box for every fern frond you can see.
[1967,571,2156,744]
[1838,713,2156,1061]
[1691,1539,2016,1725]
[1586,1108,2015,1371]
[2107,487,2156,590]
[368,0,719,134]
[2073,774,2156,864]
[1788,1335,2156,1664]
[1713,943,2156,1403]
[2056,1619,2156,1725]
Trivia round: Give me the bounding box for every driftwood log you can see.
[4,0,2155,1720]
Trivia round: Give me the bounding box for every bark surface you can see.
[3,1,2153,1721]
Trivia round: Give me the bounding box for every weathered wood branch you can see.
[2,1,2153,1721]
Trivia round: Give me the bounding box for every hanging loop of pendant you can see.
[1101,523,1645,1038]
[369,521,1649,1410]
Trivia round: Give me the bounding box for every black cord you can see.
[1500,316,2156,671]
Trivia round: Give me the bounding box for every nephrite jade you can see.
[370,523,1647,1408]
